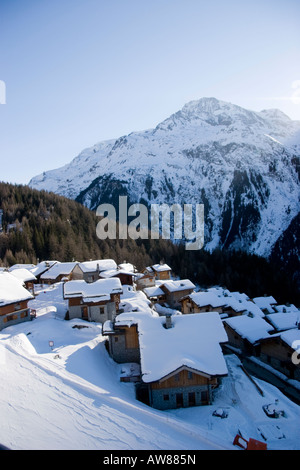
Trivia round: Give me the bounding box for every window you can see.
[188,392,196,406]
[163,394,169,401]
[99,306,105,315]
[14,303,21,311]
[174,373,180,382]
[188,371,193,380]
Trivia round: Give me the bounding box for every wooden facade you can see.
[136,273,156,290]
[105,323,140,364]
[66,292,121,324]
[150,368,218,390]
[145,366,220,410]
[0,299,32,330]
[259,335,300,380]
[180,297,225,314]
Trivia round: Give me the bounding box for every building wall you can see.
[68,300,116,324]
[259,338,300,380]
[108,326,140,363]
[0,302,31,331]
[164,289,193,309]
[154,270,171,280]
[146,369,218,410]
[149,383,213,410]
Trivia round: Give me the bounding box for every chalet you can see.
[143,285,166,304]
[135,272,156,290]
[103,317,140,364]
[180,291,227,315]
[144,263,172,281]
[63,278,123,324]
[252,296,277,314]
[99,267,136,286]
[158,279,195,309]
[103,311,228,410]
[30,261,58,283]
[223,315,274,356]
[40,262,78,284]
[9,268,37,293]
[71,259,117,283]
[264,311,300,333]
[259,329,300,381]
[0,272,34,331]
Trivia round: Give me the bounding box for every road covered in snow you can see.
[0,283,299,450]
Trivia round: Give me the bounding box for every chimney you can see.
[164,313,173,329]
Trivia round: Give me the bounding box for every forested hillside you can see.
[0,182,299,306]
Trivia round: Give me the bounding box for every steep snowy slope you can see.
[29,98,300,258]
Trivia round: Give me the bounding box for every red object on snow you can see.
[233,434,267,450]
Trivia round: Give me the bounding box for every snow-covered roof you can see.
[118,263,135,272]
[252,296,277,313]
[224,315,274,344]
[77,259,117,273]
[30,261,58,277]
[143,286,165,298]
[113,311,228,382]
[160,279,195,293]
[64,278,123,302]
[266,312,300,332]
[280,329,300,350]
[187,291,227,308]
[151,263,172,272]
[0,272,34,306]
[9,263,36,271]
[40,262,78,280]
[9,268,37,283]
[99,268,136,279]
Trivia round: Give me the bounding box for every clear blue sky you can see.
[0,0,300,185]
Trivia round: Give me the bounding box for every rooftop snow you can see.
[188,291,227,308]
[160,279,195,293]
[151,264,172,272]
[40,262,78,279]
[224,315,274,344]
[114,311,228,382]
[267,312,300,331]
[0,272,34,306]
[9,268,37,283]
[64,278,123,300]
[77,259,117,273]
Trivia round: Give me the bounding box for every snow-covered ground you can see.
[0,283,299,450]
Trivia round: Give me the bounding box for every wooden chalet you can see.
[135,272,156,290]
[180,291,227,314]
[63,277,123,324]
[71,259,117,283]
[159,279,195,309]
[9,268,37,294]
[40,261,78,284]
[258,329,300,381]
[144,263,172,281]
[223,315,274,356]
[99,267,136,286]
[103,318,140,364]
[0,272,34,331]
[103,311,228,410]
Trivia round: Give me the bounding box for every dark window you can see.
[163,394,169,401]
[188,392,196,406]
[176,393,183,408]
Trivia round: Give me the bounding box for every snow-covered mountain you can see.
[29,97,300,260]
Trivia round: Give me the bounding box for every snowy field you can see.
[0,283,299,451]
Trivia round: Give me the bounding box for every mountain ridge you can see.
[29,97,300,273]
